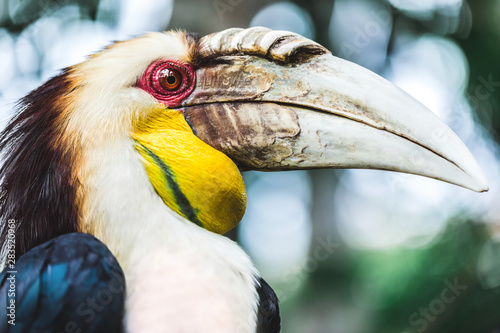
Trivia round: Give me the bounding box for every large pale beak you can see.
[182,28,488,192]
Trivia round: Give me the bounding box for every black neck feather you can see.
[0,69,80,259]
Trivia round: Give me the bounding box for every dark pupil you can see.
[167,75,176,84]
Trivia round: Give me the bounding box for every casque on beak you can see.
[181,27,488,193]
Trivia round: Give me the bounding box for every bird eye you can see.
[159,69,182,91]
[138,60,196,107]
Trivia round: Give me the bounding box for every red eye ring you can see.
[138,60,195,108]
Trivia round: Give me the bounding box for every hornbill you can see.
[0,27,488,333]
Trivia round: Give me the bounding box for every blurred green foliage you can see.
[0,0,100,32]
[459,0,500,141]
[284,221,500,333]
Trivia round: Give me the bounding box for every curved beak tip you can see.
[470,170,489,193]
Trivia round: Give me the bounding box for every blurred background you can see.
[1,0,499,332]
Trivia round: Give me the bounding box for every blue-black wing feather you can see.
[0,233,125,333]
[256,277,281,333]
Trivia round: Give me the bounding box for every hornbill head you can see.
[0,27,488,260]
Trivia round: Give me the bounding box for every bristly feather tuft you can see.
[0,69,81,261]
